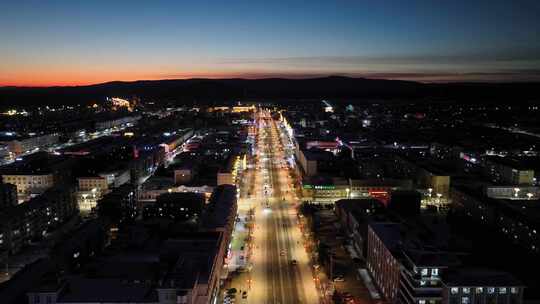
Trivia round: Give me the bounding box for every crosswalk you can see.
[223,295,236,304]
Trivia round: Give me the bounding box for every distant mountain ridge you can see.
[0,76,538,106]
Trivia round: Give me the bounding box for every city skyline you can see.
[2,0,540,86]
[1,2,539,302]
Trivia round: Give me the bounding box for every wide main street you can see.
[241,109,319,304]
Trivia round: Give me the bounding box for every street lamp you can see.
[514,188,520,198]
[527,193,534,200]
[436,193,442,205]
[428,188,433,197]
[345,188,350,199]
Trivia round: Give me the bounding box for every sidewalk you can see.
[228,219,250,270]
[220,194,254,303]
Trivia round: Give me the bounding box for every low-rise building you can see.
[450,186,540,254]
[77,176,109,214]
[485,186,539,200]
[302,177,413,205]
[94,115,141,131]
[350,178,414,203]
[143,192,205,220]
[482,157,535,186]
[442,269,524,304]
[0,186,77,255]
[0,181,18,208]
[217,154,244,186]
[201,185,238,268]
[0,152,76,202]
[367,223,402,303]
[302,177,350,204]
[3,133,59,156]
[97,184,138,223]
[335,199,387,257]
[77,176,109,192]
[296,148,334,177]
[399,249,460,304]
[0,143,11,163]
[2,174,54,199]
[27,231,226,304]
[394,156,451,197]
[99,169,131,188]
[366,221,526,304]
[174,163,197,185]
[138,176,213,205]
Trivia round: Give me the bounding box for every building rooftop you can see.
[453,184,540,223]
[88,259,160,281]
[201,185,237,230]
[60,136,121,156]
[484,155,535,171]
[0,132,57,142]
[142,176,176,191]
[0,152,65,175]
[302,148,334,161]
[335,199,389,224]
[0,186,74,221]
[443,268,523,287]
[59,278,157,303]
[369,222,401,250]
[303,176,348,187]
[350,178,413,188]
[0,259,55,304]
[402,248,461,268]
[161,232,223,286]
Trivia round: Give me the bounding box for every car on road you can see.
[333,275,345,282]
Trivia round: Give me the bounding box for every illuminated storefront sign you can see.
[303,184,336,190]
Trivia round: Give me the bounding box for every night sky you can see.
[1,0,539,86]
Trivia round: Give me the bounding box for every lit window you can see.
[476,288,483,294]
[462,297,470,304]
[451,288,459,294]
[419,300,426,304]
[463,288,470,294]
[499,288,507,294]
[487,288,495,294]
[511,287,518,294]
[421,268,429,276]
[432,268,439,276]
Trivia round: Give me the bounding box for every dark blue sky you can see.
[1,0,539,85]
